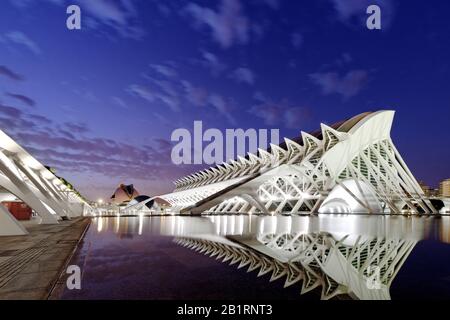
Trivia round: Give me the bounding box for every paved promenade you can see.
[0,217,90,299]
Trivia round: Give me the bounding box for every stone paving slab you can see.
[0,288,49,300]
[0,217,90,300]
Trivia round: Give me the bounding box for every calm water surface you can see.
[57,215,450,300]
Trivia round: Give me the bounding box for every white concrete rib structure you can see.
[167,215,420,300]
[139,110,436,216]
[0,128,90,236]
[174,235,415,300]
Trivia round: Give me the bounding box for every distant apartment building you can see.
[417,181,441,198]
[418,181,431,197]
[440,179,450,197]
[429,188,440,197]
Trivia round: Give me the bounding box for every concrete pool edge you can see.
[0,217,91,300]
[46,218,92,300]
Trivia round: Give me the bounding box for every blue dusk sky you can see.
[0,0,449,200]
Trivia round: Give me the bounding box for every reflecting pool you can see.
[55,214,450,300]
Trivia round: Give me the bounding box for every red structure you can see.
[2,201,33,220]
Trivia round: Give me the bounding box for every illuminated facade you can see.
[133,110,436,215]
[440,179,450,197]
[174,235,415,300]
[159,215,420,300]
[0,128,89,236]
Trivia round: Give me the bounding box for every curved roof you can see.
[110,184,139,204]
[133,195,150,203]
[337,111,373,133]
[172,111,382,190]
[127,195,150,206]
[273,112,373,151]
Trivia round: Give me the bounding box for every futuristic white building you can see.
[155,215,422,300]
[0,128,89,236]
[132,110,437,215]
[174,234,415,300]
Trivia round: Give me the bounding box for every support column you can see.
[0,157,58,224]
[14,160,71,218]
[35,171,76,217]
[0,205,28,236]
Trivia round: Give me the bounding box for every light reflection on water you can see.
[58,215,450,300]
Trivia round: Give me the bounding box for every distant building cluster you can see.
[418,181,439,197]
[419,179,450,198]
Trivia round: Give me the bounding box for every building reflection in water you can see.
[90,214,449,300]
[441,217,450,243]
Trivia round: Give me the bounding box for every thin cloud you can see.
[75,0,145,39]
[150,64,178,78]
[4,31,41,55]
[8,0,145,40]
[5,92,35,107]
[127,84,156,103]
[63,122,89,134]
[132,63,238,124]
[0,104,191,198]
[209,94,237,125]
[185,0,249,48]
[111,96,129,109]
[199,50,226,77]
[229,67,255,85]
[249,99,312,129]
[291,32,303,49]
[0,65,24,81]
[264,0,280,10]
[182,81,209,107]
[329,0,395,29]
[309,69,369,99]
[127,83,181,112]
